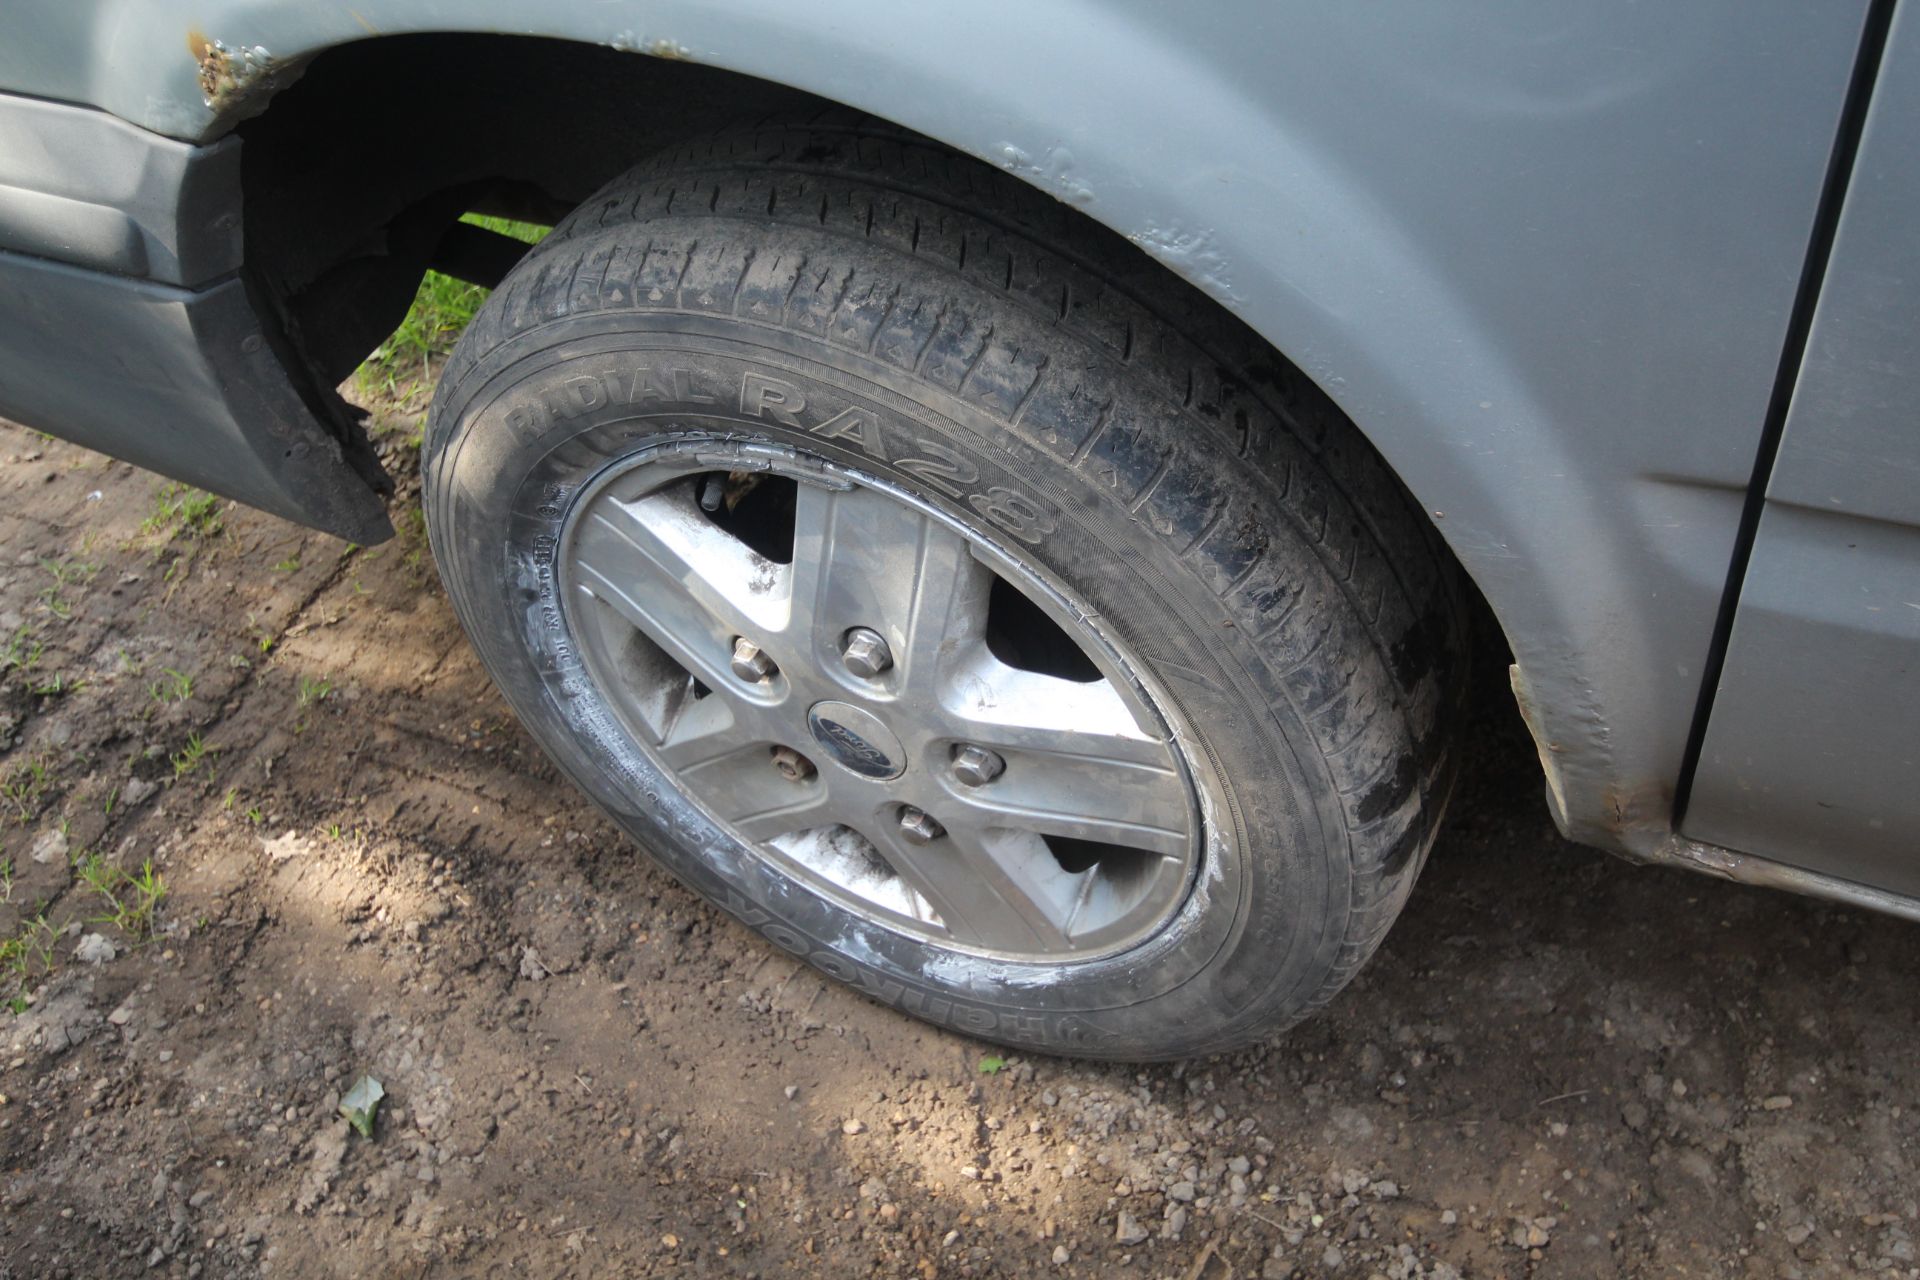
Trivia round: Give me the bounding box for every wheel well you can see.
[236,34,828,384]
[234,34,1493,680]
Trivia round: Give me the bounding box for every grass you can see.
[170,732,216,780]
[38,556,101,620]
[143,483,225,541]
[76,853,167,938]
[1,915,59,1011]
[2,624,42,674]
[355,215,549,395]
[149,666,193,705]
[1,756,49,823]
[296,675,332,709]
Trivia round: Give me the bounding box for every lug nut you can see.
[950,744,1005,787]
[897,806,945,845]
[730,637,777,683]
[841,627,893,679]
[770,745,816,783]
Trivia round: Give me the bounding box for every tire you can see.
[423,115,1467,1060]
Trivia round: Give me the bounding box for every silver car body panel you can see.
[0,1,1903,879]
[1685,2,1920,897]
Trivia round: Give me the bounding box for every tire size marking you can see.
[739,370,1055,544]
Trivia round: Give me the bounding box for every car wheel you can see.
[423,118,1467,1060]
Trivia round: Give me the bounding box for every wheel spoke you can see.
[571,481,791,690]
[940,646,1173,768]
[680,742,836,842]
[650,689,760,770]
[863,818,1079,952]
[788,482,992,689]
[947,748,1190,856]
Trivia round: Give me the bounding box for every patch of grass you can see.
[1,756,49,823]
[2,624,43,674]
[36,556,101,620]
[1,914,59,1008]
[143,483,225,541]
[271,555,300,574]
[296,675,332,709]
[0,856,11,905]
[30,671,80,698]
[149,666,193,705]
[76,853,166,939]
[355,215,549,392]
[170,732,216,780]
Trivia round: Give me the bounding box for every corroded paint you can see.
[187,28,274,110]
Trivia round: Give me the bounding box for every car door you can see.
[1682,2,1920,897]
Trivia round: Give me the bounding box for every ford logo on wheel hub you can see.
[806,701,906,780]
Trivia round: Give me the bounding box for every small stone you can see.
[1116,1211,1149,1245]
[1051,1245,1070,1265]
[1167,1180,1197,1202]
[518,948,550,981]
[1166,1206,1188,1238]
[660,1233,679,1249]
[784,1085,800,1101]
[73,934,118,966]
[841,1119,865,1136]
[1228,1156,1252,1176]
[122,777,158,806]
[1321,1245,1344,1269]
[1761,1095,1794,1111]
[1512,1222,1551,1249]
[1441,1210,1458,1226]
[28,828,68,865]
[1785,1224,1814,1245]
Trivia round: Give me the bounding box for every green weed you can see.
[35,555,100,620]
[1,757,49,823]
[149,666,193,704]
[77,853,167,938]
[170,732,216,779]
[143,483,224,540]
[354,215,549,391]
[1,624,42,673]
[0,914,59,996]
[296,675,332,709]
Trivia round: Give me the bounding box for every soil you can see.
[1,412,1916,1280]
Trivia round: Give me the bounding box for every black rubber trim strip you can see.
[1672,0,1901,826]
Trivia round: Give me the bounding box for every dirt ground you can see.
[0,409,1915,1280]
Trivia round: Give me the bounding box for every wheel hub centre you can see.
[806,700,906,780]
